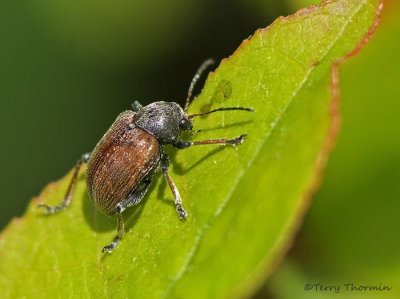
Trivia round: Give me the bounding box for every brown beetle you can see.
[39,59,253,253]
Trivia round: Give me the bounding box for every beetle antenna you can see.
[188,107,254,119]
[184,59,215,112]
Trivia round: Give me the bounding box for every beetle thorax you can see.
[134,101,188,144]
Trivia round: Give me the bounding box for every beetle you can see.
[38,59,253,253]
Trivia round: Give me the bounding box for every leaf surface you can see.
[0,0,381,298]
[265,1,400,299]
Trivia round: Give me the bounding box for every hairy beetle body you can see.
[38,59,253,253]
[87,111,161,215]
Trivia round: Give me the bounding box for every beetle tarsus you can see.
[176,204,188,220]
[227,134,247,146]
[102,214,124,253]
[101,236,121,253]
[38,203,66,214]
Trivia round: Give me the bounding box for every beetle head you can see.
[135,101,192,144]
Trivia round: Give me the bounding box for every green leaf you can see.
[264,1,400,299]
[0,0,381,298]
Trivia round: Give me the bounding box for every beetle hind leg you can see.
[38,153,90,214]
[101,178,152,253]
[102,214,124,253]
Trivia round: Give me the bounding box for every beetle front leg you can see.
[101,214,125,253]
[161,153,187,220]
[38,152,90,214]
[173,134,247,149]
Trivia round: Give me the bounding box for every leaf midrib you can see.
[159,1,366,297]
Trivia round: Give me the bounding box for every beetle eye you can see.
[179,118,193,131]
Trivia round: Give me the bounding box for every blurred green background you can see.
[1,0,399,298]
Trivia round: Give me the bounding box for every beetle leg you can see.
[161,153,188,220]
[38,152,90,214]
[131,100,143,112]
[115,178,152,214]
[101,214,125,253]
[173,134,247,149]
[101,179,151,253]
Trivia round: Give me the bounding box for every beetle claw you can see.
[227,134,247,146]
[101,236,121,253]
[38,203,66,214]
[176,204,188,220]
[101,245,114,253]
